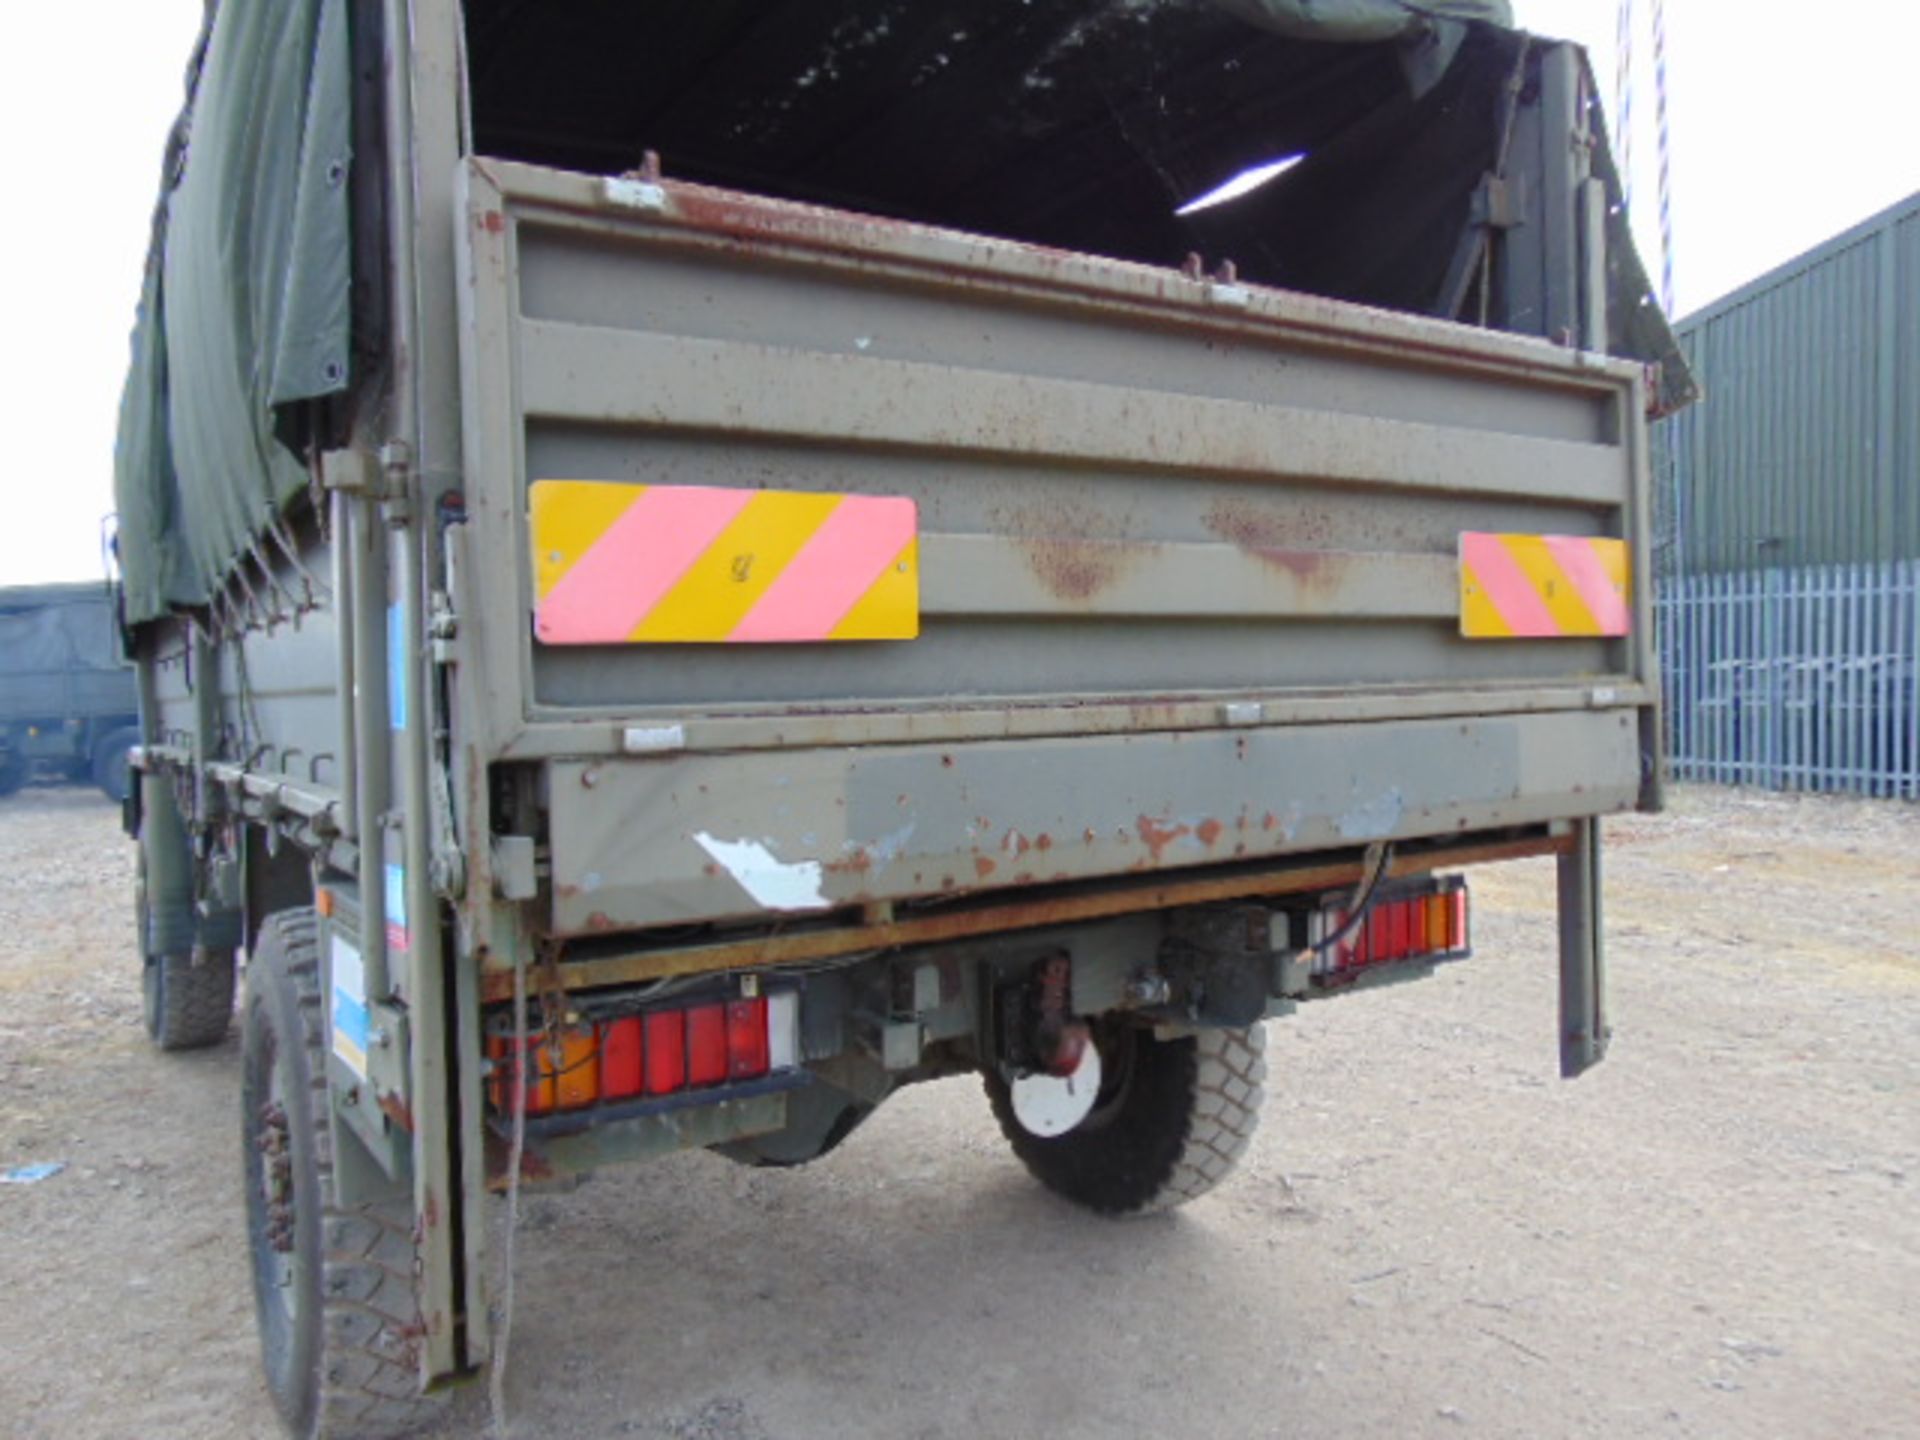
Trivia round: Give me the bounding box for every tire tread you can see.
[249,911,442,1440]
[986,1023,1266,1216]
[150,949,236,1051]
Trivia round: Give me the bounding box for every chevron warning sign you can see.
[530,481,919,644]
[1458,532,1631,639]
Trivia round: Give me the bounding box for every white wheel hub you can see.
[1009,1040,1103,1137]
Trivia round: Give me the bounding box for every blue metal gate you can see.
[1656,561,1920,796]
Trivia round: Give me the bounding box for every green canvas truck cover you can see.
[0,584,134,725]
[114,0,352,624]
[113,0,1687,625]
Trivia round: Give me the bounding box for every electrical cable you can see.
[1304,840,1395,956]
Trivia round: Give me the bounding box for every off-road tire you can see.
[146,949,237,1050]
[92,726,140,804]
[242,910,443,1440]
[137,848,235,1051]
[984,1022,1266,1215]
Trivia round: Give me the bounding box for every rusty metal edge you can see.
[477,157,1645,391]
[480,832,1571,1002]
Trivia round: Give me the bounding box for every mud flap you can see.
[1557,817,1609,1078]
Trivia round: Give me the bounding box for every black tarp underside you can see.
[465,0,1689,401]
[467,1,1472,313]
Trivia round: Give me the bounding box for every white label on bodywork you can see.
[330,934,370,1079]
[621,724,687,754]
[694,833,829,912]
[767,991,801,1071]
[603,177,666,211]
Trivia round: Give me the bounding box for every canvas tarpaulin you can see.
[0,586,132,724]
[0,601,120,678]
[1208,0,1514,92]
[1207,0,1512,38]
[113,0,354,624]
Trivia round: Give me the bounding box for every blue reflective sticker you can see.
[330,934,370,1077]
[388,603,407,731]
[384,861,409,954]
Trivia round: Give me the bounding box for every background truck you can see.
[0,582,139,801]
[114,2,1691,1436]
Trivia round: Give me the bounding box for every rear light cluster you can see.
[487,991,799,1118]
[1309,877,1469,978]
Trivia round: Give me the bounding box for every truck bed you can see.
[451,159,1657,939]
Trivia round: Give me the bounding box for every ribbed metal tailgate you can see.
[451,158,1658,934]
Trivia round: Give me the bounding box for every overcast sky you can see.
[3,2,1916,587]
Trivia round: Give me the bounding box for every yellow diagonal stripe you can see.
[828,539,921,640]
[531,481,642,601]
[632,490,843,641]
[1458,562,1513,638]
[1497,534,1600,634]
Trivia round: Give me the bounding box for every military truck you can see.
[0,582,140,801]
[115,2,1691,1435]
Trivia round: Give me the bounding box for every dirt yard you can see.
[0,784,1915,1440]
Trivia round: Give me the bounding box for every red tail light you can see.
[686,1004,728,1088]
[600,1017,643,1100]
[644,1011,686,1095]
[727,998,770,1080]
[490,989,801,1121]
[1309,878,1470,979]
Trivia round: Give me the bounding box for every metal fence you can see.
[1656,561,1920,797]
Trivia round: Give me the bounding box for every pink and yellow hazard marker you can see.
[1458,531,1631,639]
[530,481,919,644]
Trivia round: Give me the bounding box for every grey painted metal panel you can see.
[457,160,1651,733]
[451,156,1661,934]
[547,709,1643,935]
[143,589,347,796]
[1657,189,1920,575]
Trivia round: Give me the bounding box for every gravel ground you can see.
[0,784,1915,1439]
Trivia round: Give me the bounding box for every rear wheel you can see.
[144,950,237,1050]
[137,849,234,1051]
[242,910,443,1440]
[984,1021,1266,1215]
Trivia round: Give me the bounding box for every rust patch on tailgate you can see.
[1203,499,1355,587]
[1006,499,1148,602]
[1206,499,1334,552]
[1023,536,1128,600]
[1136,814,1192,862]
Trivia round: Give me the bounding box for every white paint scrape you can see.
[694,833,829,912]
